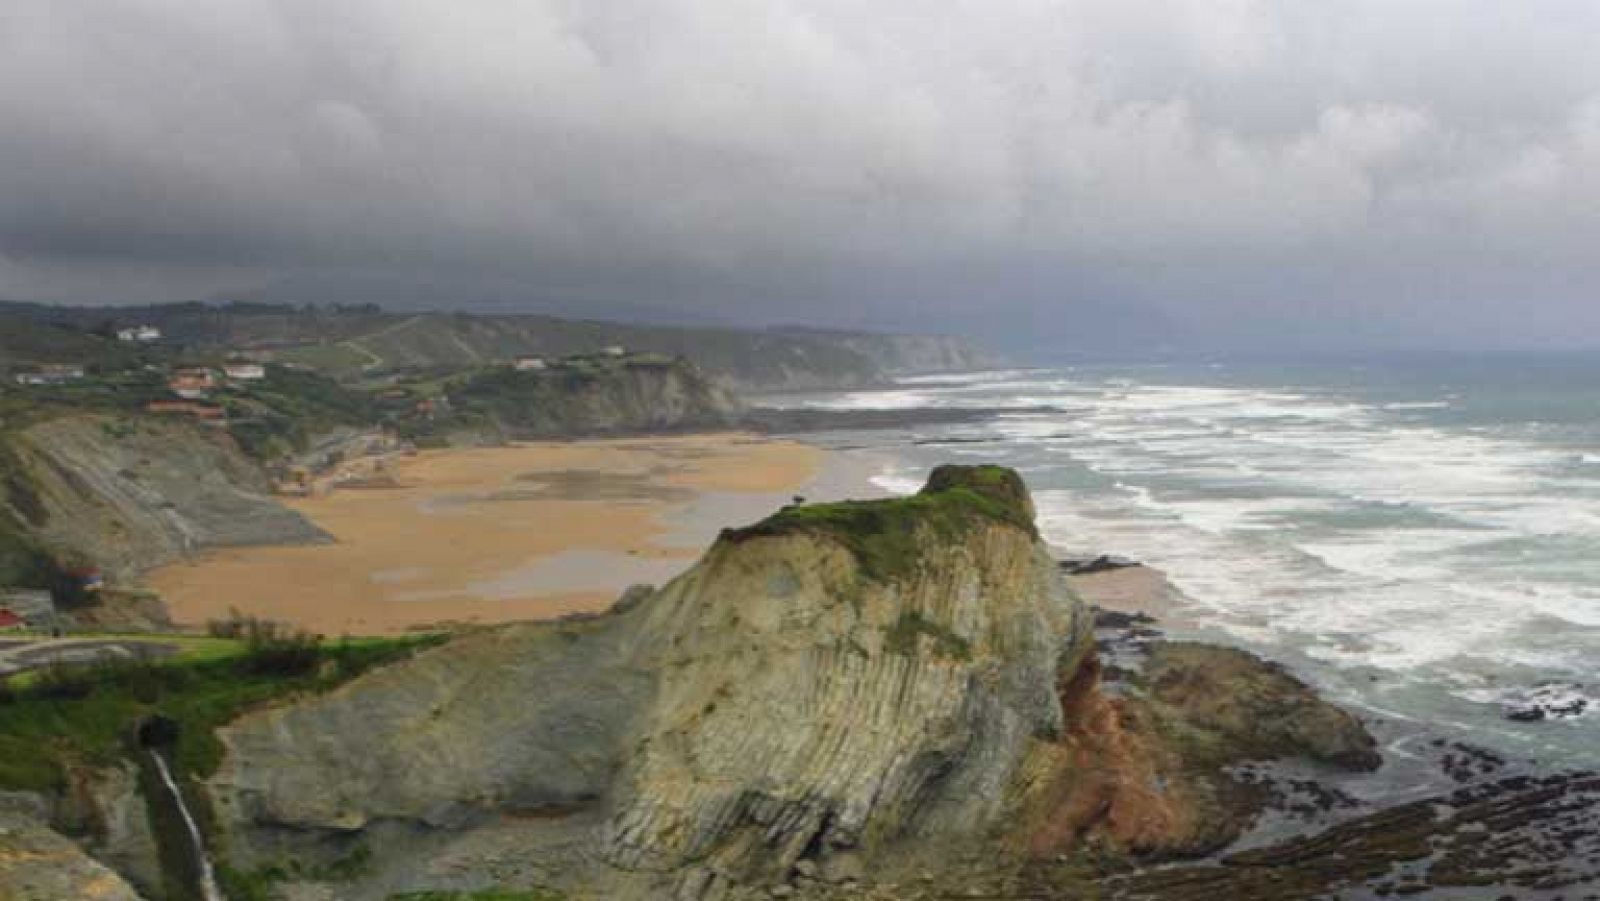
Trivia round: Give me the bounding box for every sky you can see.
[3,1,1600,352]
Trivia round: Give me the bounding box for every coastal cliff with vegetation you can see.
[1,300,996,391]
[1,465,1597,898]
[196,467,1375,899]
[406,353,739,444]
[0,413,325,593]
[0,350,737,603]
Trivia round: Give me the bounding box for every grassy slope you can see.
[276,312,885,387]
[722,464,1037,584]
[0,634,444,792]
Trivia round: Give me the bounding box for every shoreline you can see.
[145,433,859,636]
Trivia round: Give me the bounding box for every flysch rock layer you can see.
[207,466,1373,900]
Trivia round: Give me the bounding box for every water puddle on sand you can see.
[395,549,692,602]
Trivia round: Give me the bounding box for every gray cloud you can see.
[3,1,1599,349]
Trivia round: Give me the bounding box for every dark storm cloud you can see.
[3,1,1599,347]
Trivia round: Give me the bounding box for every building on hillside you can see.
[224,363,267,380]
[13,365,86,386]
[169,368,217,399]
[601,345,627,357]
[0,591,56,632]
[116,325,162,343]
[0,609,23,631]
[514,356,548,371]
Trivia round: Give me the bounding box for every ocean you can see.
[786,355,1600,769]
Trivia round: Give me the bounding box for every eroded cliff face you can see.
[0,414,326,584]
[605,487,1090,886]
[203,467,1375,900]
[0,803,147,901]
[442,355,740,442]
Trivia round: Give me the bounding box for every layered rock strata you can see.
[205,466,1376,899]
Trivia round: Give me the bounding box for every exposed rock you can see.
[1499,681,1592,723]
[1111,772,1600,899]
[210,617,657,852]
[606,466,1081,885]
[1060,555,1140,575]
[0,808,147,900]
[204,465,1382,900]
[1139,642,1380,772]
[79,764,164,895]
[1,413,326,584]
[439,354,740,441]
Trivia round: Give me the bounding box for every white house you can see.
[601,345,627,357]
[14,365,85,386]
[116,325,162,343]
[514,356,548,371]
[224,363,267,380]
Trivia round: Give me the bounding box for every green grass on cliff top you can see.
[0,634,442,793]
[722,464,1037,584]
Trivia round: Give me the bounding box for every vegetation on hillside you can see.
[722,464,1037,583]
[221,366,378,460]
[402,353,732,444]
[0,628,445,793]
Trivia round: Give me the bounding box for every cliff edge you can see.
[206,466,1374,900]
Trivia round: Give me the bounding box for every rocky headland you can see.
[2,465,1596,900]
[191,466,1382,899]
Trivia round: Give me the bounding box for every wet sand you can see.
[147,434,823,636]
[1065,564,1197,628]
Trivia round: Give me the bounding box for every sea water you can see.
[786,355,1600,768]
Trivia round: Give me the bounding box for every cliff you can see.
[768,328,1000,377]
[204,466,1376,900]
[0,413,326,587]
[0,803,146,901]
[433,354,739,442]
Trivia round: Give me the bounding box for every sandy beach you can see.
[147,434,827,635]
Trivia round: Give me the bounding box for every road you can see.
[0,637,178,678]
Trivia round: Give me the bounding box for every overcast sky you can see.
[3,1,1599,351]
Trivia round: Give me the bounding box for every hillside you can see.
[0,413,326,591]
[0,301,996,390]
[428,353,739,442]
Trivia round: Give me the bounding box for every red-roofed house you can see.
[0,609,25,630]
